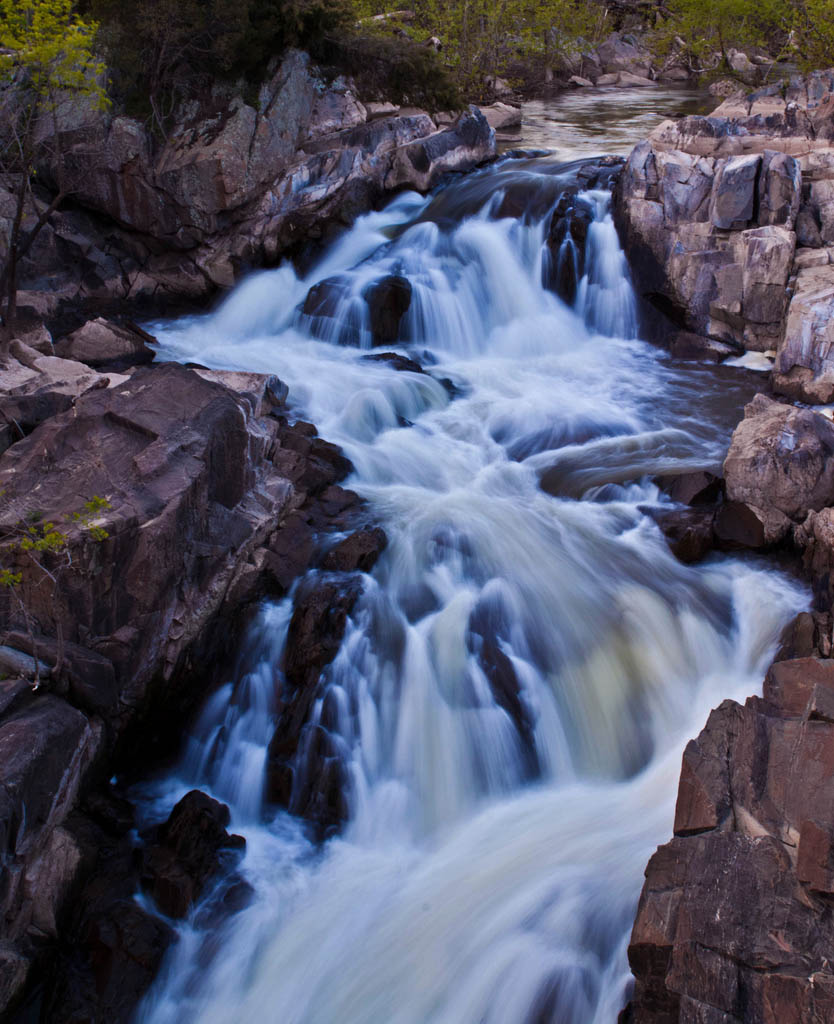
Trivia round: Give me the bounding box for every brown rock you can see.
[321,527,387,573]
[55,317,155,368]
[723,394,834,520]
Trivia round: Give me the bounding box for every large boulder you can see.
[773,264,834,403]
[54,317,155,369]
[625,658,834,1022]
[723,393,834,521]
[384,106,494,192]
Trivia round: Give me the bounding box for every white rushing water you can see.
[136,152,807,1024]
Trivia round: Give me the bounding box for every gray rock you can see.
[723,393,834,519]
[710,154,761,229]
[774,264,834,402]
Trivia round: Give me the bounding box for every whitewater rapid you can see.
[135,152,806,1024]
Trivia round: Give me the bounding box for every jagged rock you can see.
[723,394,834,520]
[773,264,834,403]
[385,106,494,192]
[713,499,791,549]
[616,79,827,350]
[321,527,387,573]
[364,274,412,345]
[647,506,717,564]
[55,317,155,368]
[626,657,834,1022]
[266,574,365,835]
[141,790,245,919]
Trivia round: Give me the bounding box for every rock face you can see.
[8,51,495,324]
[626,656,834,1022]
[616,73,834,356]
[0,357,369,1016]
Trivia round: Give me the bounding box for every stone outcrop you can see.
[7,52,495,325]
[0,356,373,1017]
[616,72,834,358]
[625,655,834,1023]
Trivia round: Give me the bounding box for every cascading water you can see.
[135,150,807,1024]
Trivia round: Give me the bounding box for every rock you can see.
[796,205,824,247]
[774,611,817,661]
[648,506,716,563]
[710,154,760,229]
[482,102,522,132]
[655,470,724,505]
[669,330,739,362]
[141,790,245,919]
[545,191,594,305]
[657,67,691,83]
[384,106,495,192]
[568,75,594,88]
[795,507,834,611]
[723,393,834,520]
[307,78,367,138]
[594,32,653,79]
[773,264,834,403]
[727,48,756,74]
[626,657,834,1022]
[616,80,821,351]
[362,351,425,374]
[714,499,791,549]
[321,527,387,573]
[364,274,412,345]
[55,317,155,369]
[266,575,365,834]
[616,72,657,88]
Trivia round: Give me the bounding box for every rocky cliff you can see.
[6,49,494,330]
[620,72,834,1023]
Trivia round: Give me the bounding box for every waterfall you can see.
[136,151,806,1024]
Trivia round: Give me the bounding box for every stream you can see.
[134,89,806,1024]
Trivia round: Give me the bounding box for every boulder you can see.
[545,191,594,305]
[773,264,834,403]
[647,505,716,563]
[55,317,155,368]
[141,790,245,919]
[594,32,653,79]
[321,527,388,573]
[723,394,834,520]
[710,154,760,229]
[384,106,495,192]
[626,659,834,1022]
[482,102,522,132]
[364,274,412,345]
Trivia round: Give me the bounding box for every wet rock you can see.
[321,527,387,573]
[646,506,716,563]
[385,106,495,192]
[364,274,412,345]
[669,330,739,362]
[654,470,724,506]
[141,790,245,919]
[723,393,834,520]
[54,317,155,369]
[713,499,791,549]
[546,191,593,304]
[362,351,426,374]
[626,653,834,1022]
[266,575,364,833]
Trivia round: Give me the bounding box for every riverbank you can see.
[616,71,834,1023]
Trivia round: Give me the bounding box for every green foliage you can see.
[88,0,357,130]
[321,33,463,111]
[651,0,790,74]
[0,0,105,96]
[0,495,112,590]
[0,0,108,353]
[793,0,834,71]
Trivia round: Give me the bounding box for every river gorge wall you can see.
[4,59,834,1024]
[617,72,834,1023]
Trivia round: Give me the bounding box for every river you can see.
[134,89,806,1024]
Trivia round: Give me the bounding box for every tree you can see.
[652,0,790,75]
[793,0,834,72]
[0,0,106,362]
